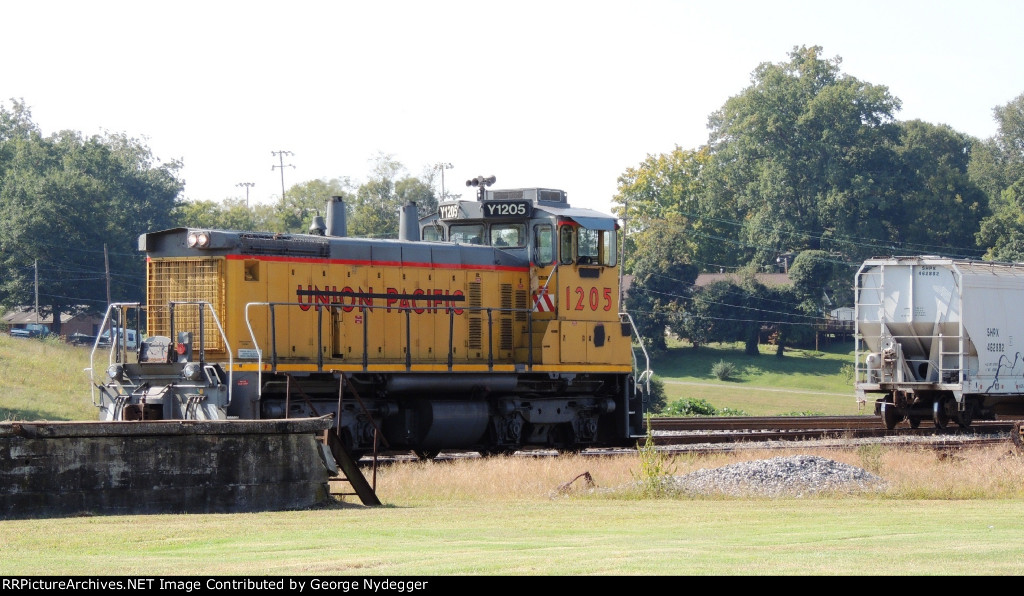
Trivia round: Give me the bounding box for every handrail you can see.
[244,301,533,380]
[169,301,234,407]
[87,301,233,410]
[619,311,653,394]
[87,302,142,407]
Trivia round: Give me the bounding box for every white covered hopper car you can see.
[855,256,1024,429]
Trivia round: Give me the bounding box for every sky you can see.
[3,1,1023,216]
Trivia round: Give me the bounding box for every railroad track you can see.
[359,415,1023,464]
[646,415,1015,453]
[649,414,1013,444]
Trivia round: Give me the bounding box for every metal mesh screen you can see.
[147,258,225,351]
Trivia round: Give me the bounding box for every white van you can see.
[98,328,139,351]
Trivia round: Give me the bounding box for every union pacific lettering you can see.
[296,285,465,315]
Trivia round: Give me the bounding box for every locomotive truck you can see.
[88,178,652,458]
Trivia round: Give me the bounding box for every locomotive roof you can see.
[427,186,619,230]
[139,227,529,269]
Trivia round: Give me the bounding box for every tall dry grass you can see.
[365,443,1024,505]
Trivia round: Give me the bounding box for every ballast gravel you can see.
[648,454,886,498]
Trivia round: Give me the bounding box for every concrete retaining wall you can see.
[0,417,336,519]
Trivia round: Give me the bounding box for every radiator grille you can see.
[514,289,528,321]
[500,318,513,351]
[468,281,482,349]
[469,318,482,350]
[147,258,225,351]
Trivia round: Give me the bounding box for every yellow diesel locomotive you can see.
[89,179,651,457]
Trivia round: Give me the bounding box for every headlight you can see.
[187,231,211,248]
[182,362,202,381]
[106,364,124,382]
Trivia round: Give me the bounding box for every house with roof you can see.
[2,306,104,341]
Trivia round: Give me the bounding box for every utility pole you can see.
[435,162,453,201]
[236,182,255,208]
[34,259,39,324]
[271,151,295,203]
[104,244,111,306]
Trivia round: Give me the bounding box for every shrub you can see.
[663,397,719,416]
[711,359,737,380]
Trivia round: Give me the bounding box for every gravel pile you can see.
[663,454,886,498]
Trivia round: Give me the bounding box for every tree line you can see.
[2,46,1022,347]
[0,100,442,334]
[616,46,1024,355]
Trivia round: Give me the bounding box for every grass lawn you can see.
[647,339,866,416]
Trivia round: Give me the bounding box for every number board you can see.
[438,203,461,220]
[482,201,532,218]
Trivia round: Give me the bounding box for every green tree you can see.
[622,215,700,354]
[395,176,438,223]
[706,45,903,265]
[975,93,1024,260]
[0,100,183,333]
[686,277,763,356]
[788,250,855,314]
[889,120,988,257]
[349,153,405,239]
[976,178,1024,261]
[173,198,280,232]
[278,177,355,233]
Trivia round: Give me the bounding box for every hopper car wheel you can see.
[881,401,901,430]
[933,400,950,429]
[414,450,440,461]
[908,416,922,429]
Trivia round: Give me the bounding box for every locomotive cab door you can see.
[555,221,624,365]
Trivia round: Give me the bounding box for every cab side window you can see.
[559,226,574,265]
[533,224,553,265]
[422,225,445,242]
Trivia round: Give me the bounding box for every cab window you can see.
[576,228,617,266]
[450,224,484,245]
[533,224,553,265]
[559,226,574,265]
[422,224,445,242]
[490,224,525,248]
[599,229,617,266]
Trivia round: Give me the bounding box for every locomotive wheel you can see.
[881,401,901,430]
[907,416,922,429]
[933,400,950,429]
